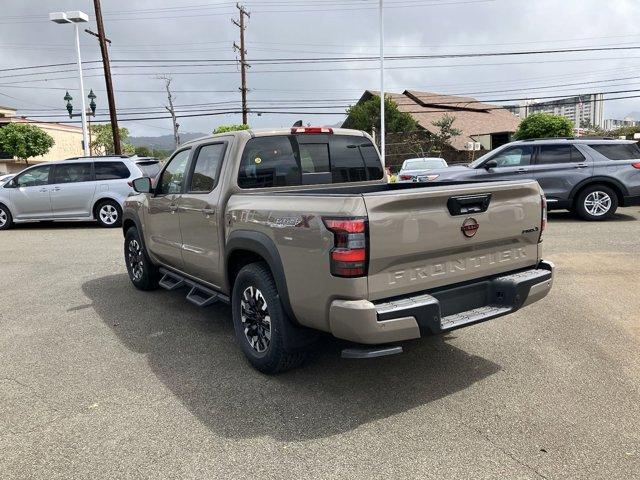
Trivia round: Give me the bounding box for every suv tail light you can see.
[323,217,368,277]
[399,174,413,181]
[632,162,640,169]
[291,127,333,134]
[540,195,547,242]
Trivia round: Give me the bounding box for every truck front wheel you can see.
[232,262,307,374]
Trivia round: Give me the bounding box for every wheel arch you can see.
[226,230,296,322]
[569,177,627,207]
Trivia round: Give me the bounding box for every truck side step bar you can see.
[341,345,403,359]
[158,268,230,305]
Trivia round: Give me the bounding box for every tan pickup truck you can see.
[122,127,553,373]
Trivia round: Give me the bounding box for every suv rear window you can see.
[238,135,382,188]
[588,143,640,160]
[536,145,585,164]
[95,161,130,180]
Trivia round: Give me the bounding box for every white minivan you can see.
[0,156,159,230]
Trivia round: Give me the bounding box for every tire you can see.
[0,203,12,230]
[575,184,618,221]
[124,227,160,291]
[95,200,122,228]
[232,262,308,374]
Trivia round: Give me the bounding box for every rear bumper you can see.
[622,194,640,207]
[329,260,554,344]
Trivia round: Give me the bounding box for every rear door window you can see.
[589,143,640,160]
[188,143,227,192]
[94,161,130,180]
[52,163,93,184]
[536,145,584,165]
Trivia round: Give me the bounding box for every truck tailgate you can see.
[364,180,543,301]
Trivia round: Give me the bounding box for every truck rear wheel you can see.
[232,262,307,374]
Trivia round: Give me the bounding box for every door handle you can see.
[516,168,527,174]
[168,204,178,213]
[39,188,48,192]
[201,208,216,216]
[52,186,61,191]
[575,164,588,169]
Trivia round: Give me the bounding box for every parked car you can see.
[397,157,448,182]
[423,138,640,220]
[122,127,553,373]
[0,157,156,230]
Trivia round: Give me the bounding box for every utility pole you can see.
[92,0,122,155]
[159,75,180,148]
[233,3,250,125]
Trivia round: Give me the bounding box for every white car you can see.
[397,157,448,182]
[0,157,159,230]
[0,174,15,185]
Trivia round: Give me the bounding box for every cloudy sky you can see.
[1,0,640,137]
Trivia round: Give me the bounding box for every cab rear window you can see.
[238,135,382,189]
[588,143,640,160]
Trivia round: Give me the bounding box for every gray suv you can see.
[0,156,159,230]
[428,138,640,220]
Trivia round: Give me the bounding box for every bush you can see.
[515,113,574,140]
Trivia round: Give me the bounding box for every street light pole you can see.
[74,22,89,156]
[379,0,385,167]
[50,11,90,156]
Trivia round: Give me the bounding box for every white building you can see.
[507,93,604,129]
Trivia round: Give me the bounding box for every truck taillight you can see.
[323,217,368,278]
[540,195,547,241]
[291,127,333,134]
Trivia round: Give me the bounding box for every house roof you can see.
[349,90,520,150]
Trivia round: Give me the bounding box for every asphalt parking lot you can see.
[1,209,639,480]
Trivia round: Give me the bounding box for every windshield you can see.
[402,158,447,170]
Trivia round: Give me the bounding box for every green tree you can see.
[431,114,462,153]
[213,124,250,134]
[343,95,418,134]
[90,124,135,155]
[514,113,574,140]
[134,145,152,157]
[0,123,54,165]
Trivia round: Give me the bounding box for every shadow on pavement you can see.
[12,221,101,230]
[83,274,501,441]
[548,210,638,222]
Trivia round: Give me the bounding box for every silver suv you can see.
[427,138,640,220]
[0,156,159,230]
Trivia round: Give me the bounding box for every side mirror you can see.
[4,179,17,188]
[132,176,152,194]
[484,159,498,170]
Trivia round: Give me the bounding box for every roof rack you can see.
[64,154,131,160]
[523,136,616,141]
